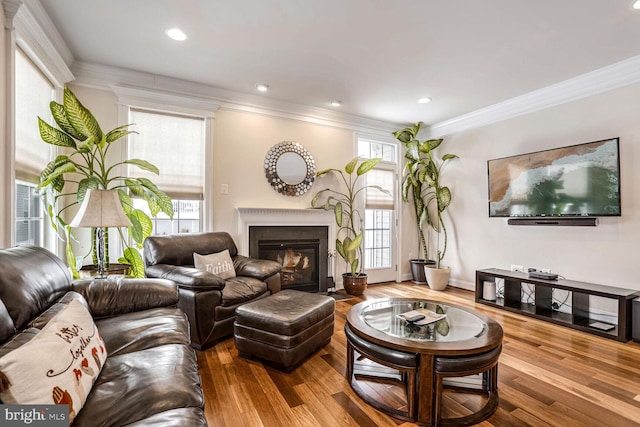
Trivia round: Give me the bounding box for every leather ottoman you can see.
[234,289,335,371]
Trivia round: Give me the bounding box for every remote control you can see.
[404,313,426,322]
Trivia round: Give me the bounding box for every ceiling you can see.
[37,0,640,126]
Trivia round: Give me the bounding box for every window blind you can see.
[128,108,205,199]
[365,169,394,210]
[15,48,54,182]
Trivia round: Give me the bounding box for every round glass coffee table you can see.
[346,298,503,426]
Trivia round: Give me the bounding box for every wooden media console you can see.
[475,268,640,342]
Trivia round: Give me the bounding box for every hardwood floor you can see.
[196,282,640,426]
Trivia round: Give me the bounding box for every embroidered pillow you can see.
[0,299,107,423]
[194,249,236,279]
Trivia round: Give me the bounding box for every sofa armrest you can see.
[234,255,282,281]
[146,264,226,291]
[72,276,179,318]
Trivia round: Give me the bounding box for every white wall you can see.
[211,108,355,239]
[442,82,640,290]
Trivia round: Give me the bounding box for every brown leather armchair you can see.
[143,232,282,350]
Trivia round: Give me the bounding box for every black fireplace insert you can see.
[249,226,328,293]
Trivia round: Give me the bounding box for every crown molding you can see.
[14,0,73,87]
[427,54,640,138]
[2,0,22,29]
[112,85,220,118]
[71,61,402,138]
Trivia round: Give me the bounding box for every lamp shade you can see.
[70,189,132,228]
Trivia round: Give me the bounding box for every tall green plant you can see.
[38,88,173,278]
[311,157,389,277]
[394,122,457,268]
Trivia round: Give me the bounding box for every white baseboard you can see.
[397,273,475,291]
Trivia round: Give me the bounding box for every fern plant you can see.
[38,88,173,278]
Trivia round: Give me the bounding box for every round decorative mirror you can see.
[264,141,316,196]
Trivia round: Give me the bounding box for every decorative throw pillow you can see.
[0,299,107,423]
[194,249,236,279]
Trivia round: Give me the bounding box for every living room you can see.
[1,1,640,426]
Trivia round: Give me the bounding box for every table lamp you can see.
[70,189,132,278]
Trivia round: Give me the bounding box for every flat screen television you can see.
[488,138,621,218]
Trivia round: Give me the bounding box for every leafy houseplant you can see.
[311,157,389,295]
[394,122,436,282]
[393,122,458,288]
[38,88,173,278]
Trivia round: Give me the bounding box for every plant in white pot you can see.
[416,132,458,290]
[311,157,389,295]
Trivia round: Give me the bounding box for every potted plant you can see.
[413,128,458,290]
[37,88,173,278]
[311,157,389,295]
[393,121,443,283]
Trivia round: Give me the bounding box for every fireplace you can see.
[249,226,328,293]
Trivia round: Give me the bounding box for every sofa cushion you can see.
[0,245,72,330]
[28,292,87,329]
[72,344,204,427]
[220,277,268,307]
[95,307,191,356]
[123,408,207,426]
[0,299,107,423]
[144,231,239,267]
[194,249,236,279]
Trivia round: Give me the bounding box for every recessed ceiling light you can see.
[166,28,187,41]
[330,100,342,107]
[255,83,269,92]
[634,0,640,9]
[418,97,432,104]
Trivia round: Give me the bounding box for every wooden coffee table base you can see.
[346,330,500,426]
[345,324,418,421]
[345,299,503,426]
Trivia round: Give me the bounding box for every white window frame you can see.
[355,133,401,283]
[113,86,219,235]
[8,1,73,252]
[14,180,45,246]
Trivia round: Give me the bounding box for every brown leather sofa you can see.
[143,232,282,350]
[0,245,206,426]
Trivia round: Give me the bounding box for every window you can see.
[14,48,55,247]
[132,199,201,235]
[363,168,395,269]
[128,108,206,234]
[364,209,392,269]
[358,138,396,163]
[358,137,398,282]
[15,182,43,245]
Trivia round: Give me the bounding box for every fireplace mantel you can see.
[237,207,336,279]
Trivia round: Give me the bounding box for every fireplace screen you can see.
[249,225,328,293]
[259,241,319,292]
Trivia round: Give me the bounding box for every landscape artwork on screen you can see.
[488,138,621,217]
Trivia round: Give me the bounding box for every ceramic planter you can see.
[410,259,437,284]
[424,266,450,291]
[342,273,367,295]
